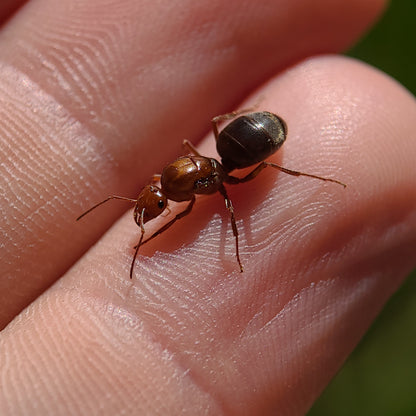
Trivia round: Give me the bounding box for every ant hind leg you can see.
[211,104,259,141]
[226,161,346,188]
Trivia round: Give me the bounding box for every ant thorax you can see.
[161,156,226,201]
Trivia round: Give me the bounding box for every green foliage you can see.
[309,273,416,415]
[348,0,416,95]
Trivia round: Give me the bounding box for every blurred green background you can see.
[308,1,416,415]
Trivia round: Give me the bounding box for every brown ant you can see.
[77,110,346,278]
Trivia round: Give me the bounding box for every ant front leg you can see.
[139,195,196,247]
[130,208,146,279]
[218,185,243,272]
[227,161,347,188]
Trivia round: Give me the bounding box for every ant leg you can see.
[130,208,145,279]
[267,163,347,187]
[76,195,137,221]
[211,107,256,141]
[183,140,201,156]
[226,162,346,188]
[139,195,196,247]
[218,185,243,272]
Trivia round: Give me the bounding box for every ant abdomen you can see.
[216,111,287,172]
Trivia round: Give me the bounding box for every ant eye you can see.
[158,200,165,209]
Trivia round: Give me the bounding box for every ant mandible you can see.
[77,109,346,278]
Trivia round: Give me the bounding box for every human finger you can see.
[0,0,385,328]
[1,55,414,415]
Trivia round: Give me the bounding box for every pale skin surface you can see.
[1,0,416,414]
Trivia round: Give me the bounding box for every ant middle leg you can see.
[218,185,243,272]
[226,162,347,188]
[183,140,201,156]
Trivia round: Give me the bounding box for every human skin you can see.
[1,0,416,414]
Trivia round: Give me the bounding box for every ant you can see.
[77,110,346,278]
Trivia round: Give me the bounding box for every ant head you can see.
[134,185,167,225]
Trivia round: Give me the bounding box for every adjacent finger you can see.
[0,0,26,23]
[1,56,414,415]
